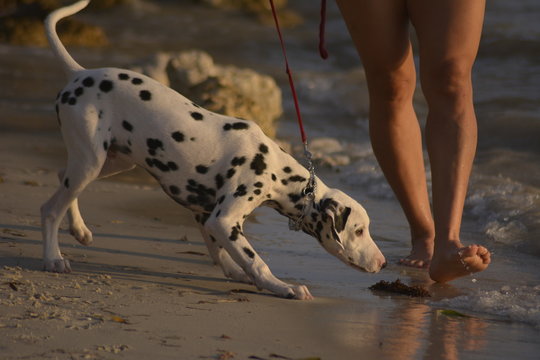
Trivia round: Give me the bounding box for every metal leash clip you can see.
[289,143,317,231]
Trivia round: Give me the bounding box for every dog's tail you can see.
[44,0,90,77]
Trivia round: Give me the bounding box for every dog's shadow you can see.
[0,223,272,297]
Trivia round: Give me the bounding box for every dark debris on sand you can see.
[369,279,431,298]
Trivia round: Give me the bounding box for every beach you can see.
[1,1,539,359]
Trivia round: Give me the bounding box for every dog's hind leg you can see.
[58,155,135,246]
[41,134,133,272]
[197,223,252,284]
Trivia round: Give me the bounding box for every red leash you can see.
[319,0,329,59]
[269,0,328,230]
[268,0,328,145]
[268,0,307,144]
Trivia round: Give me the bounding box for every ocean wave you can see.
[466,175,540,255]
[435,285,540,328]
[308,137,540,256]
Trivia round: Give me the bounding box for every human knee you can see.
[366,68,416,105]
[421,59,473,104]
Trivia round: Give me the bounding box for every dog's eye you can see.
[355,228,364,237]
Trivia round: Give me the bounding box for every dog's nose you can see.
[381,261,388,269]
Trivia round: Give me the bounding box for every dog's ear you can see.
[320,199,351,248]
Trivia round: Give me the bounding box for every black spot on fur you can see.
[231,156,246,167]
[185,179,216,211]
[103,141,108,150]
[167,162,178,171]
[122,120,133,132]
[289,175,306,182]
[248,197,253,201]
[118,73,130,80]
[196,165,209,174]
[82,77,94,87]
[243,247,255,259]
[139,90,152,101]
[253,189,261,195]
[98,110,104,119]
[226,168,236,178]
[233,184,247,197]
[218,195,226,204]
[271,174,277,181]
[74,87,84,97]
[63,178,69,188]
[99,80,113,92]
[61,91,70,104]
[131,78,143,85]
[250,154,267,175]
[68,97,76,105]
[259,144,269,153]
[169,185,180,195]
[229,226,240,241]
[223,122,249,131]
[288,193,302,203]
[281,179,288,186]
[215,174,224,189]
[171,131,184,142]
[150,159,170,172]
[283,167,292,173]
[190,112,203,121]
[146,138,164,155]
[254,182,263,188]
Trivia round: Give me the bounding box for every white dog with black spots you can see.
[41,0,386,299]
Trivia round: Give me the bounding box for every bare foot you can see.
[399,252,431,269]
[429,243,491,282]
[398,235,434,269]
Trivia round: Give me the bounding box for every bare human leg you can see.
[408,0,491,281]
[335,0,435,268]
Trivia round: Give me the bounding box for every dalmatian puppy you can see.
[41,0,386,299]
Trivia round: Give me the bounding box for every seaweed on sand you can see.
[369,279,431,297]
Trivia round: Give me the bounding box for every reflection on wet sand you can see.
[321,281,488,359]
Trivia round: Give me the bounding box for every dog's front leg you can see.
[196,223,252,284]
[204,213,313,300]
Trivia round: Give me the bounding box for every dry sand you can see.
[0,131,386,360]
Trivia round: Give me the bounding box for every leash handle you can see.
[319,0,328,59]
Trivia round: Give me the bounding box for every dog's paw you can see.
[44,258,72,273]
[70,225,93,246]
[286,285,314,300]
